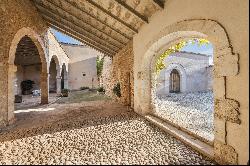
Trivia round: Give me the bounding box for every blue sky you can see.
[51,28,213,55]
[51,29,82,45]
[181,40,213,56]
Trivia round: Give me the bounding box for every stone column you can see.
[0,63,17,127]
[56,76,62,94]
[64,71,69,89]
[7,64,17,124]
[40,72,49,104]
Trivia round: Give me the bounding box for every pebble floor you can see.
[154,91,214,141]
[0,101,215,165]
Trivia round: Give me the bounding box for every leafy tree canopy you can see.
[155,38,210,74]
[96,56,104,78]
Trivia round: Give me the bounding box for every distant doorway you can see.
[169,69,180,93]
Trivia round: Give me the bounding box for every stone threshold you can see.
[144,114,214,160]
[152,113,214,146]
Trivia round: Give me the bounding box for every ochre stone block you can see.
[214,98,240,124]
[214,141,238,165]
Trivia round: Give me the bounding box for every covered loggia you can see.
[14,36,44,110]
[0,0,248,165]
[6,27,49,123]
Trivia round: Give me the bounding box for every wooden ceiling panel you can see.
[32,0,165,56]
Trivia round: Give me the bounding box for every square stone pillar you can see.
[7,64,17,124]
[40,72,49,104]
[0,63,17,127]
[56,76,62,94]
[64,78,69,89]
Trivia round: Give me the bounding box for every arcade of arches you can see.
[0,0,248,165]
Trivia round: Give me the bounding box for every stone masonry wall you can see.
[101,41,134,107]
[0,0,48,127]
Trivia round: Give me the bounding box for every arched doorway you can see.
[169,69,180,93]
[7,27,49,124]
[135,20,240,164]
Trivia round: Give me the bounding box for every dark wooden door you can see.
[169,69,180,93]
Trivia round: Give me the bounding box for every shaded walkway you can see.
[0,91,215,165]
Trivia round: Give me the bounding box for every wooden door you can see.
[169,69,180,93]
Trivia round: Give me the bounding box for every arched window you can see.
[169,69,180,93]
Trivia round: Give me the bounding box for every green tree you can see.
[96,56,104,78]
[155,38,210,74]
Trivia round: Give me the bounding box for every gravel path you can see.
[154,91,214,142]
[0,100,215,165]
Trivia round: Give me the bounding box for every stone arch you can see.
[7,27,49,123]
[49,55,61,73]
[136,19,240,164]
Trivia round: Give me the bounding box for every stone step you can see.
[144,114,214,160]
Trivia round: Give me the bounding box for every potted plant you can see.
[113,83,121,97]
[97,86,105,95]
[80,86,89,91]
[61,89,69,97]
[21,80,35,95]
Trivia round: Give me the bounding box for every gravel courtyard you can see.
[154,91,214,142]
[0,91,215,165]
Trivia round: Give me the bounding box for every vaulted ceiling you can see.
[32,0,165,56]
[15,36,41,66]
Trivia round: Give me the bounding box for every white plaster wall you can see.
[15,64,42,94]
[23,65,41,91]
[61,43,102,90]
[156,52,212,95]
[68,57,98,90]
[133,0,249,164]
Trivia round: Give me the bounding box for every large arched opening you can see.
[7,27,49,123]
[135,19,240,164]
[154,38,214,143]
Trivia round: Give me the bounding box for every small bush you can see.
[97,86,105,93]
[80,86,89,90]
[113,83,121,97]
[61,89,69,97]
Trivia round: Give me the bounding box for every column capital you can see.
[8,64,17,72]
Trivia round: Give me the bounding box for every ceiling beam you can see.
[36,4,120,52]
[43,0,126,46]
[152,0,164,9]
[65,0,131,40]
[46,21,115,56]
[85,0,138,33]
[46,19,117,56]
[113,0,148,23]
